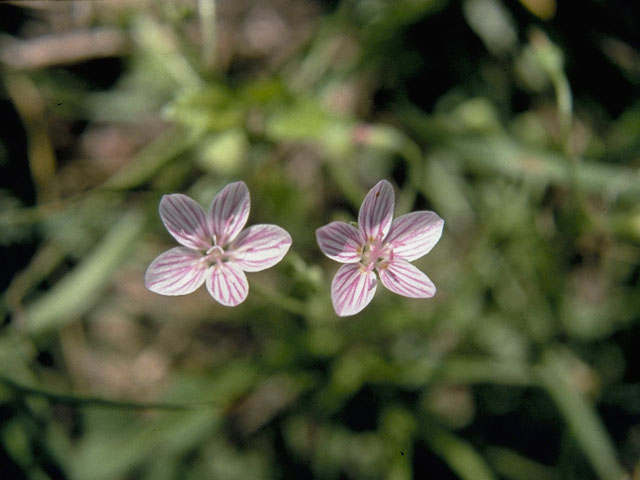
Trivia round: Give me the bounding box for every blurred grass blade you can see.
[24,210,144,334]
[398,356,537,388]
[539,350,627,480]
[71,409,219,480]
[422,421,497,480]
[449,136,640,199]
[402,107,640,199]
[0,376,204,410]
[131,16,202,89]
[0,334,35,383]
[485,445,559,480]
[198,0,217,70]
[436,357,537,386]
[103,127,199,190]
[4,73,58,203]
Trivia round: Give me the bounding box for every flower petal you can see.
[316,222,364,263]
[145,247,208,295]
[386,211,444,261]
[358,180,395,241]
[206,262,249,306]
[331,263,377,316]
[209,181,250,246]
[230,224,292,272]
[377,259,436,298]
[159,194,211,250]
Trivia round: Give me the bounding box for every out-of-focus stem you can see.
[0,375,208,410]
[199,0,217,71]
[550,70,573,155]
[4,73,58,204]
[538,350,627,480]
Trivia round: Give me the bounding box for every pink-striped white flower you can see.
[316,180,443,316]
[145,181,292,306]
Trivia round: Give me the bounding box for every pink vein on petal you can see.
[386,211,444,261]
[230,224,292,272]
[145,247,208,295]
[331,263,377,316]
[358,180,395,241]
[159,194,211,250]
[209,181,250,246]
[378,259,436,298]
[316,222,363,263]
[206,262,249,306]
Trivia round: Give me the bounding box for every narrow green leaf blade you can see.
[539,350,627,480]
[24,210,144,334]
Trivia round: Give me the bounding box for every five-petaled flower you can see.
[145,181,292,306]
[316,180,444,316]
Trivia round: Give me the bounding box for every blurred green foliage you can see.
[0,0,639,479]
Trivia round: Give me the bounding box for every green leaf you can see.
[24,210,144,334]
[485,446,559,480]
[538,350,627,480]
[164,85,244,134]
[422,421,497,480]
[265,98,353,155]
[70,409,219,480]
[195,129,248,175]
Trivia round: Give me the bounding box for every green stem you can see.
[251,282,308,317]
[551,70,573,154]
[0,128,198,227]
[485,445,559,480]
[435,357,538,386]
[198,0,217,71]
[0,376,212,410]
[538,350,627,480]
[421,419,498,480]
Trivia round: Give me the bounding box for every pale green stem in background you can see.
[422,420,498,480]
[398,106,640,200]
[22,210,145,334]
[198,0,217,71]
[434,357,537,386]
[0,127,198,227]
[550,69,573,155]
[251,282,308,317]
[0,376,208,411]
[538,350,627,480]
[133,16,202,88]
[485,446,560,480]
[4,73,59,204]
[528,28,573,154]
[4,241,64,320]
[529,29,587,215]
[547,59,588,217]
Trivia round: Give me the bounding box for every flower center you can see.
[360,239,392,268]
[201,236,230,266]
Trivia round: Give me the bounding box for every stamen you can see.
[360,239,393,268]
[203,244,225,265]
